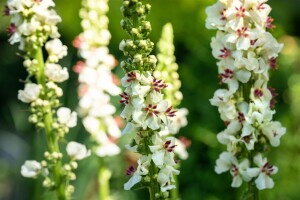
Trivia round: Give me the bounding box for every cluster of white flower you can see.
[155,23,189,160]
[5,0,61,50]
[5,0,89,198]
[206,0,286,190]
[120,70,179,192]
[74,0,122,157]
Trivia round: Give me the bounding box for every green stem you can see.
[35,48,67,200]
[144,136,160,200]
[247,181,259,200]
[98,158,111,200]
[170,165,180,200]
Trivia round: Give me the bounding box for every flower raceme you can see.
[206,0,286,191]
[119,1,183,197]
[74,0,122,158]
[5,0,89,199]
[121,70,176,135]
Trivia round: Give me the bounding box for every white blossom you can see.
[247,153,278,190]
[18,83,40,103]
[66,141,90,160]
[44,63,69,83]
[21,160,43,178]
[215,152,251,187]
[57,107,77,128]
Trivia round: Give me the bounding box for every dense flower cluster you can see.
[155,23,189,160]
[74,0,121,157]
[206,0,286,190]
[120,0,180,197]
[5,0,88,199]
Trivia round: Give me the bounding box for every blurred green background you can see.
[1,0,300,199]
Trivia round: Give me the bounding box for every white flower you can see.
[45,39,67,62]
[240,123,257,150]
[124,155,151,190]
[57,107,77,127]
[149,134,177,168]
[170,108,188,134]
[226,27,258,50]
[66,141,90,160]
[247,153,278,190]
[121,70,153,88]
[21,160,42,178]
[93,131,120,157]
[157,165,179,192]
[261,121,286,147]
[173,138,188,160]
[205,1,227,30]
[18,83,40,103]
[44,63,69,83]
[215,152,251,187]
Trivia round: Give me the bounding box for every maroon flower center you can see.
[120,92,130,105]
[145,104,160,117]
[231,164,239,176]
[257,3,266,11]
[126,166,135,176]
[163,140,176,152]
[254,88,263,97]
[269,57,277,70]
[165,106,176,117]
[126,72,137,82]
[237,27,248,38]
[261,162,274,176]
[152,78,167,93]
[6,23,16,35]
[238,112,245,123]
[220,9,227,20]
[235,6,246,18]
[219,68,234,83]
[219,47,231,59]
[266,17,275,29]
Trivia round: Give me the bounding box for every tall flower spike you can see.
[74,0,121,199]
[120,1,180,198]
[5,1,88,199]
[206,0,286,196]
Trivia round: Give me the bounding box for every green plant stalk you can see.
[35,48,67,200]
[144,136,160,200]
[98,158,111,200]
[170,164,180,200]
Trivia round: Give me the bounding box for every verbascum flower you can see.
[74,0,121,158]
[206,0,286,191]
[120,1,180,198]
[5,0,86,199]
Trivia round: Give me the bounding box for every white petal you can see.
[66,141,90,160]
[124,174,142,190]
[231,175,243,187]
[236,70,251,83]
[255,173,274,190]
[21,160,41,178]
[152,151,165,167]
[247,168,260,178]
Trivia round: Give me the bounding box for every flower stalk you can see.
[5,1,89,199]
[206,0,286,195]
[120,0,181,198]
[73,0,122,199]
